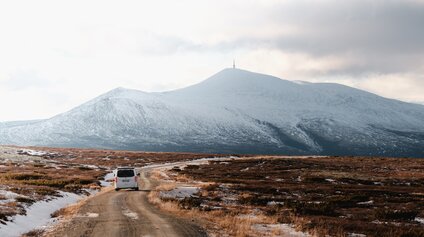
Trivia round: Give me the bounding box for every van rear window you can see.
[117,169,135,177]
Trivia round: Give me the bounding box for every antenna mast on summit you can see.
[233,59,236,69]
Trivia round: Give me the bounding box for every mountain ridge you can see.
[1,68,424,157]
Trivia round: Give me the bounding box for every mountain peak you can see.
[84,87,149,106]
[213,67,271,78]
[112,86,129,91]
[108,87,132,94]
[103,87,146,97]
[174,68,294,96]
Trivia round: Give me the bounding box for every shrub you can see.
[238,195,271,206]
[203,183,219,191]
[375,209,418,221]
[51,208,66,218]
[15,196,35,204]
[22,229,44,237]
[329,195,369,208]
[178,197,202,209]
[22,179,71,188]
[33,187,57,196]
[185,165,200,170]
[73,179,95,185]
[287,201,337,216]
[3,173,44,180]
[304,177,327,183]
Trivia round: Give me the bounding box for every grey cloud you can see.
[137,1,424,77]
[228,0,424,76]
[266,0,424,75]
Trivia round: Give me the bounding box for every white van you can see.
[113,167,139,191]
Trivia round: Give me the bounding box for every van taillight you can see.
[134,176,138,182]
[114,177,117,183]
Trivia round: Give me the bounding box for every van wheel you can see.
[134,187,139,191]
[115,188,119,191]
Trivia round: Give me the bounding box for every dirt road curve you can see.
[48,167,207,237]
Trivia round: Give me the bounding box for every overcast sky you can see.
[1,0,424,121]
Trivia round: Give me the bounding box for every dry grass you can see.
[20,145,225,168]
[155,183,177,192]
[150,169,171,181]
[22,229,45,237]
[153,156,424,237]
[148,176,280,237]
[6,146,423,236]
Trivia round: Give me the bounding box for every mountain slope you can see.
[1,68,424,157]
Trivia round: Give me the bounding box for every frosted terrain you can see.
[0,191,83,237]
[1,69,424,157]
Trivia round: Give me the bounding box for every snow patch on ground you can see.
[416,217,424,224]
[252,223,310,237]
[0,189,30,206]
[100,172,114,187]
[267,201,284,206]
[0,190,20,199]
[82,164,99,169]
[357,200,373,205]
[18,149,48,156]
[348,233,367,237]
[142,156,233,170]
[0,147,42,162]
[160,187,199,200]
[17,149,56,157]
[0,191,84,237]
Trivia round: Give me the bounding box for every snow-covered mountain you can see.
[1,68,424,157]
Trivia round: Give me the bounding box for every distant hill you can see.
[1,68,424,157]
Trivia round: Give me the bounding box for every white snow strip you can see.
[82,164,99,169]
[0,190,23,204]
[160,187,199,200]
[141,156,234,170]
[0,190,20,199]
[100,172,114,187]
[18,149,48,156]
[348,233,367,237]
[0,191,84,237]
[357,200,373,205]
[267,201,284,206]
[416,217,424,224]
[252,223,309,237]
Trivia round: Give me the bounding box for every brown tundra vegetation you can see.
[152,156,424,237]
[0,146,221,226]
[2,145,424,237]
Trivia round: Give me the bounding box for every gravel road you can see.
[47,166,207,237]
